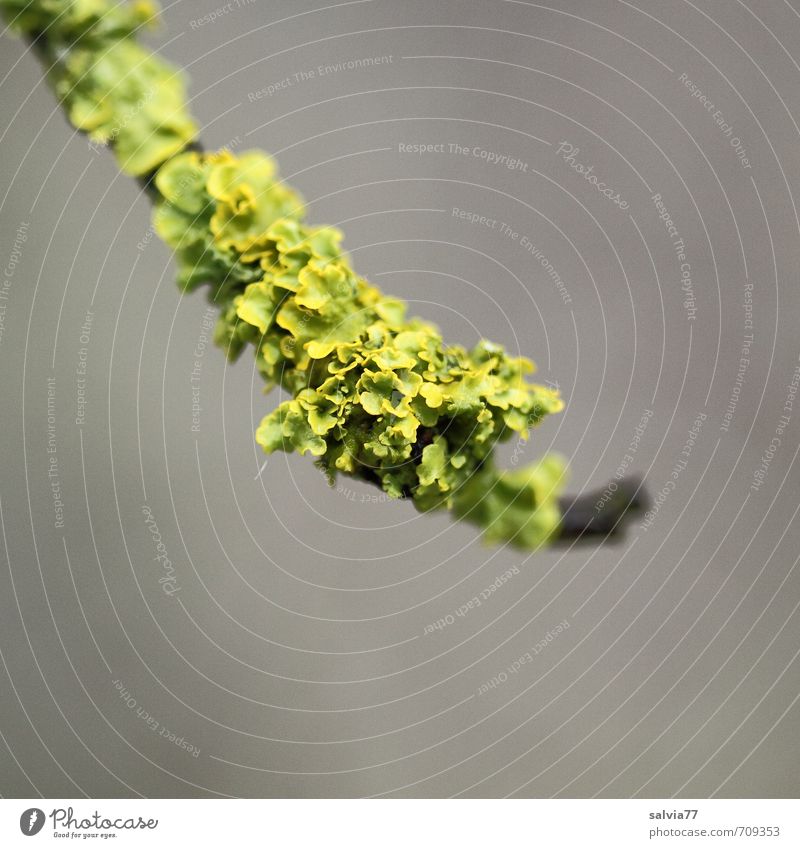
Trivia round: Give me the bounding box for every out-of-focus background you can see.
[1,0,798,798]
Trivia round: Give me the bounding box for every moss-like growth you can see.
[5,0,571,549]
[2,0,197,175]
[155,149,566,548]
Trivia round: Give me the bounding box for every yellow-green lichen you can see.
[154,148,567,548]
[2,0,197,175]
[2,0,569,548]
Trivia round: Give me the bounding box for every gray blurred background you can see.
[1,0,798,798]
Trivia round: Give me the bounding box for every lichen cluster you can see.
[4,0,568,548]
[155,149,566,547]
[2,0,197,175]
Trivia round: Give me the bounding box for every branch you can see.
[8,2,648,550]
[556,476,648,543]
